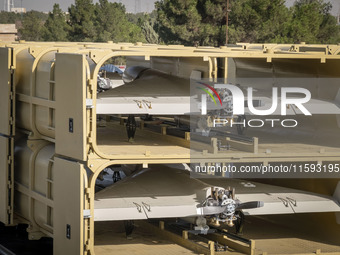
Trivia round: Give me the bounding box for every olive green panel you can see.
[55,53,87,161]
[53,157,84,255]
[0,47,14,136]
[234,58,340,79]
[0,135,13,225]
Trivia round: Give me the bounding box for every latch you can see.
[7,155,12,164]
[66,224,71,239]
[86,99,94,109]
[69,118,73,133]
[83,209,91,219]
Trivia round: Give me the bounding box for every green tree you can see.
[0,11,22,24]
[127,11,161,44]
[18,11,45,41]
[156,0,202,45]
[127,12,148,24]
[289,0,340,44]
[132,11,161,44]
[42,4,69,41]
[141,19,160,44]
[94,0,144,43]
[156,0,292,46]
[68,0,96,41]
[259,0,293,43]
[228,0,292,43]
[156,0,340,46]
[197,0,228,46]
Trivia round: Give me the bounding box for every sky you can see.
[1,0,340,16]
[2,0,157,13]
[286,0,340,16]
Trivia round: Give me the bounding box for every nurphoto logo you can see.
[197,83,312,129]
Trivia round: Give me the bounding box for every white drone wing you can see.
[94,165,340,221]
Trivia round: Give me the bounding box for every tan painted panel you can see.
[55,53,87,161]
[53,157,84,255]
[150,57,209,78]
[0,47,14,136]
[126,56,209,79]
[0,24,17,33]
[0,135,13,225]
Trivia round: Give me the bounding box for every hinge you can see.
[7,155,12,164]
[84,244,90,252]
[88,79,95,93]
[87,137,93,144]
[85,188,91,199]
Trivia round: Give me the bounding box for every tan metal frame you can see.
[0,41,340,254]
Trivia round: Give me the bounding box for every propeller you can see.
[236,201,264,210]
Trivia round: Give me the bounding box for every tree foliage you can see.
[18,11,46,41]
[0,11,21,24]
[94,0,144,43]
[156,0,202,45]
[156,0,340,46]
[42,4,69,41]
[68,0,97,41]
[1,0,338,45]
[197,0,228,46]
[132,11,161,44]
[290,0,340,44]
[228,0,292,43]
[141,19,160,44]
